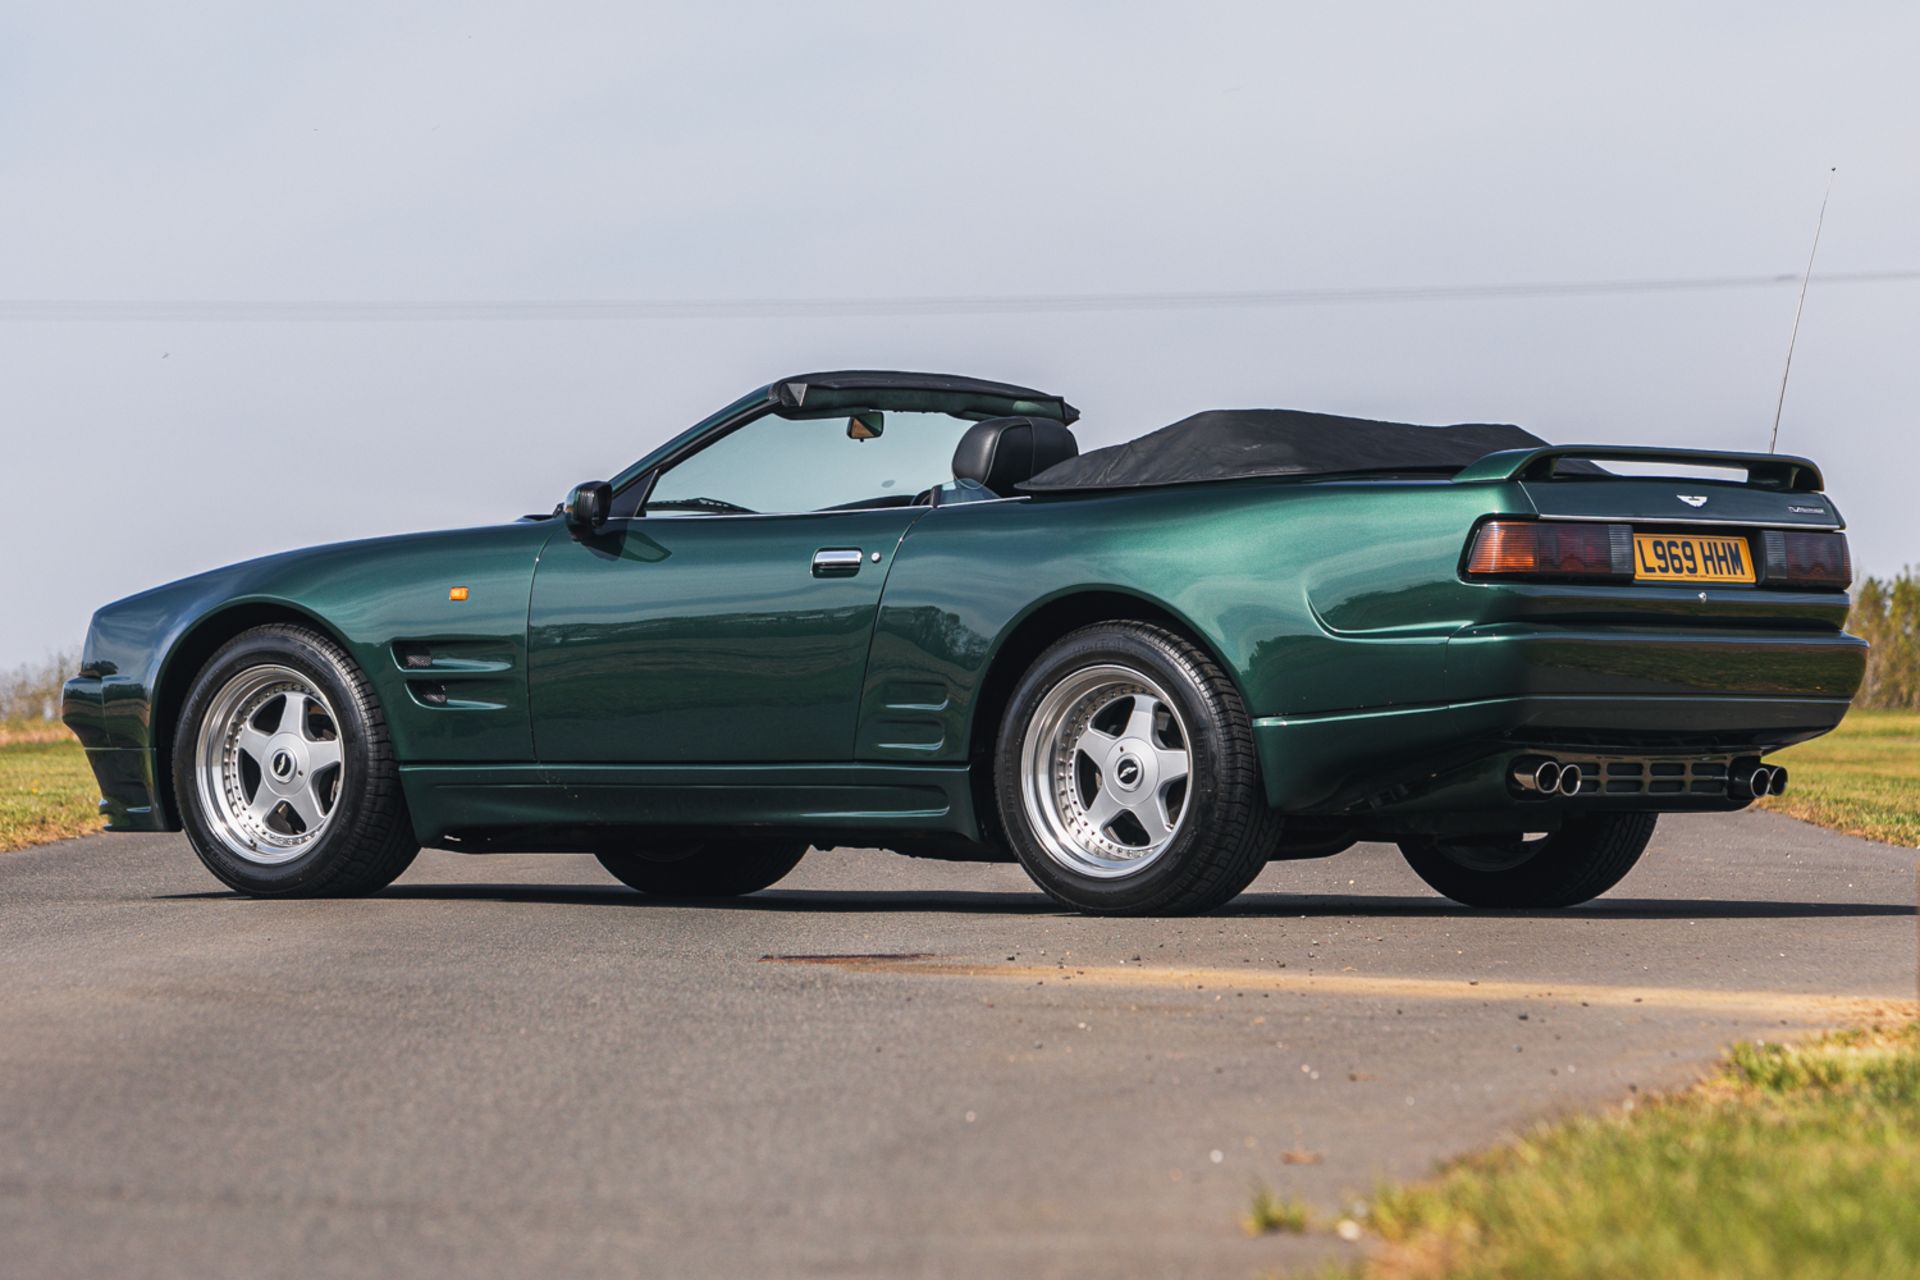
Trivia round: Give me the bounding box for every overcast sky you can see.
[3,2,1916,664]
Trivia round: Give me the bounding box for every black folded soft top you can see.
[1020,409,1552,492]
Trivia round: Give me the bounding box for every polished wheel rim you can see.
[1019,664,1193,879]
[194,665,345,865]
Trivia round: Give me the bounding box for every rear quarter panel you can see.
[859,480,1527,762]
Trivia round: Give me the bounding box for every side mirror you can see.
[563,481,612,538]
[847,411,885,441]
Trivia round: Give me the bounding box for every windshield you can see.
[645,409,978,515]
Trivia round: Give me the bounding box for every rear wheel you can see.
[596,841,807,898]
[174,625,419,897]
[1397,812,1657,908]
[994,621,1282,915]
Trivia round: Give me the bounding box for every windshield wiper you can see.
[646,496,757,515]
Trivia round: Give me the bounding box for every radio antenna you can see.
[1769,167,1837,453]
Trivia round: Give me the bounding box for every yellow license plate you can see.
[1632,533,1755,583]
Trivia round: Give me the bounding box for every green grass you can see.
[1243,1184,1313,1236]
[1314,1023,1920,1280]
[1762,708,1920,847]
[0,730,101,852]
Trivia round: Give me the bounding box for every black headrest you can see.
[951,416,1078,495]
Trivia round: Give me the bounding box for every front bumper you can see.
[81,747,170,830]
[64,675,173,831]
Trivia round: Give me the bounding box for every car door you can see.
[527,406,972,764]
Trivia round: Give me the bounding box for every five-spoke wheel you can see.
[174,625,418,896]
[995,621,1282,915]
[1020,665,1193,878]
[194,666,345,863]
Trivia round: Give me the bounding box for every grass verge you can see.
[1244,1185,1313,1236]
[0,717,78,747]
[1762,709,1920,847]
[1312,1022,1920,1280]
[0,728,101,852]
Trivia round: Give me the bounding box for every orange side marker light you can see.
[448,586,470,602]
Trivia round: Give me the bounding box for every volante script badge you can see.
[1676,494,1708,508]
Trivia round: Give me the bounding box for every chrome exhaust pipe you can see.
[1767,765,1789,796]
[1731,764,1772,800]
[1511,757,1586,798]
[1513,758,1564,795]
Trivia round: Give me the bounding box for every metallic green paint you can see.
[857,478,1862,819]
[528,509,924,762]
[64,521,554,827]
[400,761,978,851]
[76,746,168,831]
[65,406,1866,854]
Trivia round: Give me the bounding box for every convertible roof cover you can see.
[1020,409,1550,491]
[775,370,1079,424]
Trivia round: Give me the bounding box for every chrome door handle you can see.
[811,548,864,578]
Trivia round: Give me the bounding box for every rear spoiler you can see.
[1451,445,1823,493]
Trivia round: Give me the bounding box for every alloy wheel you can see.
[1018,663,1194,879]
[193,664,345,864]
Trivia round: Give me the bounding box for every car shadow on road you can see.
[156,885,1915,920]
[155,884,1062,914]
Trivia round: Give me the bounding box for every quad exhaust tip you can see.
[1731,763,1790,800]
[1513,756,1785,800]
[1512,757,1584,798]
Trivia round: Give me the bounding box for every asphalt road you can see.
[3,812,1915,1280]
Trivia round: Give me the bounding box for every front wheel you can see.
[174,624,419,897]
[596,841,807,898]
[994,622,1282,915]
[1397,812,1657,908]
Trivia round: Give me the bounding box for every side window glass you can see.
[646,410,977,515]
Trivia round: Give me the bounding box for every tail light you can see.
[1762,530,1851,590]
[1465,520,1633,581]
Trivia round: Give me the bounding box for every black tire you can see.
[173,624,419,897]
[1397,813,1657,908]
[596,841,807,898]
[994,621,1283,915]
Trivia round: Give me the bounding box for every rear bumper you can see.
[1443,624,1867,703]
[1257,693,1851,812]
[1257,624,1864,814]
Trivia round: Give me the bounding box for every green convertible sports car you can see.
[64,370,1865,914]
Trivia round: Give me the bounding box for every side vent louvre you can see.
[389,639,515,712]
